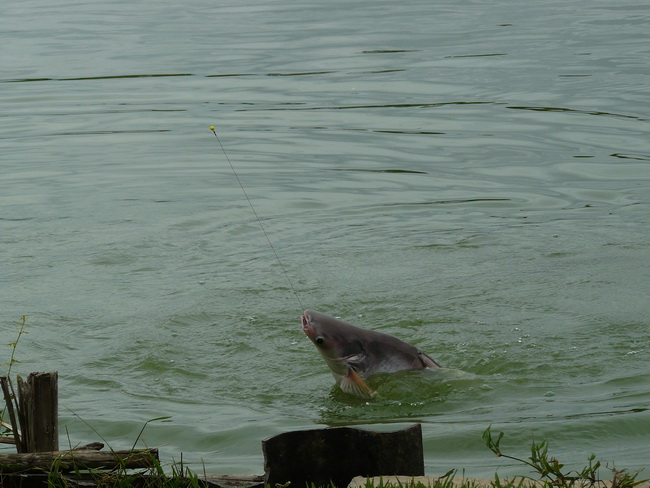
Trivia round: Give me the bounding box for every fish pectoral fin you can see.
[419,351,441,369]
[343,352,366,370]
[340,368,375,399]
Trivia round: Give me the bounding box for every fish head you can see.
[302,310,349,358]
[301,310,368,371]
[301,310,376,398]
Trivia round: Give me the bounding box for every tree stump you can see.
[263,424,424,488]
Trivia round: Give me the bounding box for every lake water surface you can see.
[2,0,650,478]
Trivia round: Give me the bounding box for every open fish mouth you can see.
[301,311,312,334]
[301,311,321,343]
[301,311,308,329]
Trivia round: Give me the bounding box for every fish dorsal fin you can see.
[340,367,376,399]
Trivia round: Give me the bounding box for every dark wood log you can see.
[0,448,159,473]
[263,424,424,488]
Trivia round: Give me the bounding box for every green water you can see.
[2,0,649,478]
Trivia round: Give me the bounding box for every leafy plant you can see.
[483,426,647,488]
[5,315,28,378]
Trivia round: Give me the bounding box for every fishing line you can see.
[209,126,305,311]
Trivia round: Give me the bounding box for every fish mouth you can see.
[301,311,310,332]
[301,311,315,338]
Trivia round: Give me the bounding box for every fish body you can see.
[301,309,440,398]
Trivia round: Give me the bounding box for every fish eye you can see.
[315,336,325,345]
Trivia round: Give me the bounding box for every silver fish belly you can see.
[301,309,440,398]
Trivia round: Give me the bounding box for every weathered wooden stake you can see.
[0,372,58,452]
[20,372,59,452]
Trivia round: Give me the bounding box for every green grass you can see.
[44,454,204,488]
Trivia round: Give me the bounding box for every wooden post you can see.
[0,372,58,452]
[20,372,59,452]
